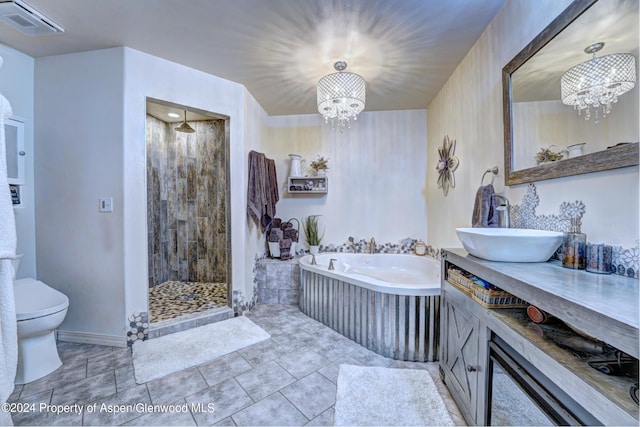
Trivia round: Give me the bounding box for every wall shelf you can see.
[287,176,328,195]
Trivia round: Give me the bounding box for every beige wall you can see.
[267,110,428,248]
[427,0,639,249]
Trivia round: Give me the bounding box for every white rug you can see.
[132,316,270,383]
[334,365,455,426]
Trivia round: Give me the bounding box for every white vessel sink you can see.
[456,228,563,262]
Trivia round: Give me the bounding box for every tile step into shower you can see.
[149,306,234,339]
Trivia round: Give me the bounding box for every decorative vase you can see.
[314,169,327,176]
[289,154,304,177]
[309,245,319,254]
[567,143,586,158]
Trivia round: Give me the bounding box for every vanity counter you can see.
[443,248,639,359]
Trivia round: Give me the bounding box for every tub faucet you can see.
[310,253,317,266]
[494,195,510,228]
[368,237,376,254]
[329,258,337,271]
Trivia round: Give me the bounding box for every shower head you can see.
[175,110,195,134]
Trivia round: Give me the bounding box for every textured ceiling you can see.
[0,0,507,115]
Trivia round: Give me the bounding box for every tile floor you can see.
[7,304,466,426]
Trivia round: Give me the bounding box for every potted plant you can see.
[309,155,329,176]
[303,215,324,254]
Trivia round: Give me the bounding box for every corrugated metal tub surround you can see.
[299,253,441,362]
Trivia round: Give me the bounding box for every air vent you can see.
[0,0,64,36]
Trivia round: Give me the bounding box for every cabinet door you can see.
[443,296,481,422]
[5,117,25,185]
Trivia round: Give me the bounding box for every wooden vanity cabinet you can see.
[439,248,639,426]
[441,284,487,424]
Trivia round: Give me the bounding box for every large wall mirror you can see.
[503,0,639,185]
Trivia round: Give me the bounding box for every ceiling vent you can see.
[0,0,64,36]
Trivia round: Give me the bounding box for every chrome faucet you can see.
[494,195,510,228]
[368,237,376,254]
[310,253,317,266]
[329,258,337,271]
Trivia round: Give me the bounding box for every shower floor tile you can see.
[149,281,227,323]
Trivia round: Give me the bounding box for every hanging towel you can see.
[246,150,278,232]
[0,61,18,426]
[247,150,267,227]
[266,158,279,216]
[0,259,16,427]
[471,184,499,228]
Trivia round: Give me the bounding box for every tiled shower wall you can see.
[146,114,228,287]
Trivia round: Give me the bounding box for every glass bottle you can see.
[562,218,586,269]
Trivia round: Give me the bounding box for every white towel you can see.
[0,59,18,426]
[0,260,16,427]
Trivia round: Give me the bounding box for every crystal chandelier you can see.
[561,42,636,123]
[317,61,366,132]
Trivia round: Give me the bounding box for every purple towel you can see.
[279,238,292,260]
[266,158,279,214]
[247,150,266,227]
[269,228,284,242]
[472,185,499,228]
[247,150,279,232]
[283,228,297,242]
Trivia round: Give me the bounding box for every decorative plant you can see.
[309,155,329,174]
[535,145,565,164]
[303,215,324,246]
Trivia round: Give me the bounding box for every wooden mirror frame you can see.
[502,0,639,186]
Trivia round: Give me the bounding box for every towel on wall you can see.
[247,150,266,226]
[246,150,278,232]
[0,60,18,426]
[471,184,499,228]
[266,158,278,213]
[0,260,16,427]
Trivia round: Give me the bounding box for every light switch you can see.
[99,197,113,212]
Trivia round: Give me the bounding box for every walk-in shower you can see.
[145,99,231,325]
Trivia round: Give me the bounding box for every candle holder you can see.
[586,243,612,274]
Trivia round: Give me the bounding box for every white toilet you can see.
[11,255,69,384]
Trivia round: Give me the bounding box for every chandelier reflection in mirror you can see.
[317,61,366,133]
[561,42,636,123]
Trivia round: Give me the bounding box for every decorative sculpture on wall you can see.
[436,135,459,196]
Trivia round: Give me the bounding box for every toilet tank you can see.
[11,254,23,280]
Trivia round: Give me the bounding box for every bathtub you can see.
[299,253,441,362]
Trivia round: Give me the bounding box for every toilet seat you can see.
[14,278,69,321]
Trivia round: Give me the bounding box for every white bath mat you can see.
[132,316,270,383]
[334,365,455,426]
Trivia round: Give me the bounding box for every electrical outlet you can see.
[99,197,113,212]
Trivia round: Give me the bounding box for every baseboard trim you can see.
[57,330,127,348]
